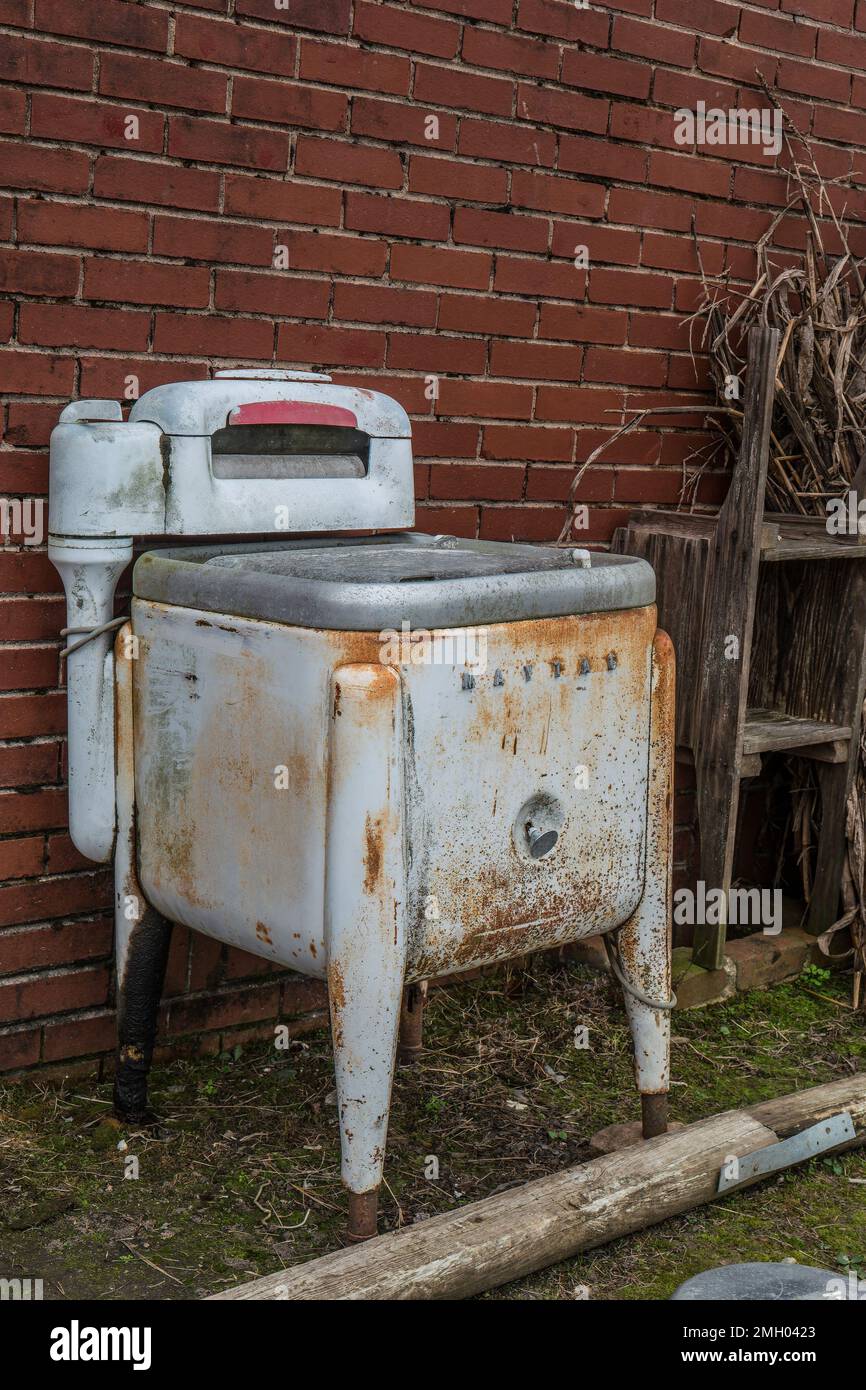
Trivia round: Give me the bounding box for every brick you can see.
[46,833,93,875]
[387,333,486,373]
[84,258,210,309]
[430,462,525,500]
[168,116,289,172]
[153,215,273,266]
[608,187,694,232]
[4,404,61,448]
[414,62,514,117]
[0,88,26,135]
[412,419,480,458]
[214,270,329,319]
[560,134,646,183]
[483,425,574,462]
[100,53,228,113]
[167,983,281,1035]
[516,84,608,135]
[391,243,490,290]
[333,282,437,328]
[0,919,112,974]
[550,223,641,266]
[479,505,566,542]
[781,0,853,20]
[0,837,44,881]
[0,34,92,90]
[30,94,163,152]
[652,68,739,113]
[0,873,108,930]
[34,0,168,50]
[511,170,605,218]
[224,174,342,226]
[277,322,385,368]
[19,304,149,352]
[813,105,866,146]
[436,379,533,419]
[413,0,512,20]
[609,102,680,150]
[235,0,351,34]
[584,347,667,386]
[300,40,410,95]
[494,256,582,298]
[232,76,348,131]
[777,56,848,102]
[353,2,460,57]
[726,927,812,991]
[539,303,628,345]
[0,246,78,297]
[408,155,507,203]
[698,37,778,84]
[649,151,734,198]
[462,25,559,79]
[817,27,866,69]
[352,96,456,149]
[174,13,297,75]
[739,9,817,59]
[153,314,274,360]
[454,206,548,253]
[438,292,537,337]
[0,351,75,396]
[414,502,478,534]
[0,1025,41,1071]
[459,117,556,166]
[17,200,149,254]
[79,356,208,398]
[491,338,582,381]
[655,0,739,35]
[561,51,652,100]
[288,230,387,278]
[0,695,64,741]
[295,136,404,191]
[589,268,674,309]
[94,157,220,213]
[42,1009,116,1062]
[0,139,89,194]
[517,0,611,43]
[526,464,612,503]
[345,191,450,240]
[0,596,65,640]
[612,16,695,65]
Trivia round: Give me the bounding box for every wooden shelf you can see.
[623,508,866,563]
[741,710,851,767]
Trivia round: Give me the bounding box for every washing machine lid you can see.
[133,533,655,630]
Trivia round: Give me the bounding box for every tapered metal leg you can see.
[326,663,407,1242]
[618,630,675,1139]
[398,981,427,1065]
[112,623,171,1123]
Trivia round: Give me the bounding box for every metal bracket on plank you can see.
[717,1111,856,1194]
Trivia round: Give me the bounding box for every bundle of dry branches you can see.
[688,90,866,519]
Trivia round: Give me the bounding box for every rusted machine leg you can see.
[398,980,427,1065]
[325,663,407,1243]
[615,629,675,1141]
[112,623,172,1123]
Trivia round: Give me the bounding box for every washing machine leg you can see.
[113,904,173,1123]
[398,980,427,1065]
[326,663,407,1242]
[617,630,675,1141]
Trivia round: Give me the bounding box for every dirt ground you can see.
[1,955,864,1300]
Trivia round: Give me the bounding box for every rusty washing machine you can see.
[48,369,675,1240]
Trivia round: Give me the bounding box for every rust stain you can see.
[255,921,273,945]
[363,813,384,893]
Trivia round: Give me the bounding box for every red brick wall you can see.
[2,0,865,1072]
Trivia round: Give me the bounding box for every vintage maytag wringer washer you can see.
[49,369,675,1240]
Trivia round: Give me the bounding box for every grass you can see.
[0,955,864,1300]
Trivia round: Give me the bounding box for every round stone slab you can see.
[671,1262,841,1301]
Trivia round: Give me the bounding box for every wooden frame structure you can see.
[614,326,866,969]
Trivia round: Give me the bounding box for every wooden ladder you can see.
[614,325,866,970]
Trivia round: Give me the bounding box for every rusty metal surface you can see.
[132,601,656,983]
